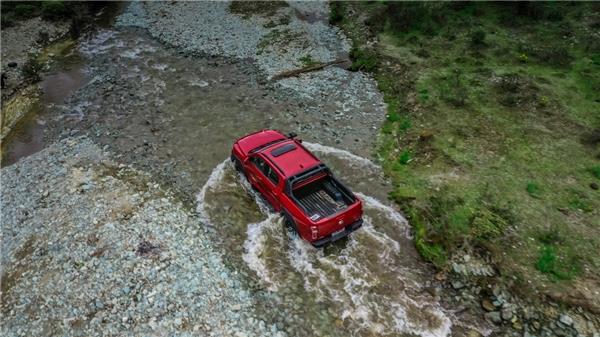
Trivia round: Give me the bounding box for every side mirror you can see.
[288,132,297,139]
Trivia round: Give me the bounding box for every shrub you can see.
[385,2,447,35]
[1,12,16,28]
[405,206,447,267]
[471,207,508,240]
[398,150,411,165]
[387,111,400,122]
[299,55,319,67]
[526,182,541,198]
[398,117,412,132]
[470,30,486,47]
[41,1,71,20]
[14,4,38,18]
[22,55,43,83]
[329,2,344,25]
[418,88,429,102]
[440,69,467,107]
[349,47,378,72]
[590,165,600,179]
[536,244,579,280]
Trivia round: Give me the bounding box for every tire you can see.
[231,155,243,172]
[281,211,298,237]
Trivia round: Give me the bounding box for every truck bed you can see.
[292,176,353,221]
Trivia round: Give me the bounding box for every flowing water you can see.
[197,145,459,337]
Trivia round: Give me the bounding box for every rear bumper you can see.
[311,219,363,248]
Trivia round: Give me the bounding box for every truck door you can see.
[247,155,281,210]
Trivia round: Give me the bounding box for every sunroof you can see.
[271,143,297,157]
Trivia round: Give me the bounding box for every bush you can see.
[329,2,344,25]
[405,206,447,267]
[470,29,486,47]
[440,69,467,107]
[526,182,541,198]
[349,47,378,72]
[41,1,71,20]
[22,55,43,83]
[536,244,579,280]
[398,150,411,165]
[1,12,16,28]
[14,4,38,18]
[385,2,447,35]
[591,166,600,179]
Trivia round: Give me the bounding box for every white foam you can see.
[356,192,412,239]
[242,214,281,292]
[303,141,380,170]
[196,159,230,226]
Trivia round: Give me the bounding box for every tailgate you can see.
[316,201,362,237]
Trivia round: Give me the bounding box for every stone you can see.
[501,308,513,321]
[451,280,465,289]
[8,62,17,68]
[590,182,599,190]
[481,299,496,312]
[486,311,503,324]
[559,314,573,326]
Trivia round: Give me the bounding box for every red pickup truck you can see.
[231,130,363,247]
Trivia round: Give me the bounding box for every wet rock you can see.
[590,182,599,190]
[8,62,18,68]
[451,280,465,289]
[481,299,496,312]
[486,311,503,324]
[559,314,573,326]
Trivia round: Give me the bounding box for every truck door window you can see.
[251,156,279,185]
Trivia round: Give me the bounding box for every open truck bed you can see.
[292,176,353,221]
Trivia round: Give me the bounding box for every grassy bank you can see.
[333,2,599,301]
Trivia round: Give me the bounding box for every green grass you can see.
[333,1,600,295]
[536,244,580,281]
[591,166,600,179]
[526,182,542,198]
[299,55,319,67]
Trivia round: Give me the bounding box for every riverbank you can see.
[332,1,599,336]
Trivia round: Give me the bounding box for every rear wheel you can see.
[281,211,298,237]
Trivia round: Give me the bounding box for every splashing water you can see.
[195,145,458,337]
[303,141,380,170]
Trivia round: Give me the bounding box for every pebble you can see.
[559,314,573,326]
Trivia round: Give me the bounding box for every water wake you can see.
[303,141,380,170]
[195,146,455,337]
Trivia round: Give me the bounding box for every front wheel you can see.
[231,155,243,172]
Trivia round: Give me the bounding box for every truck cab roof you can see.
[259,139,321,178]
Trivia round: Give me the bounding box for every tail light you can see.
[311,226,319,240]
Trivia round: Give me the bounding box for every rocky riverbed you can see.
[1,2,599,337]
[1,137,285,337]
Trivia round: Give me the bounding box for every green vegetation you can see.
[526,182,541,198]
[299,55,319,67]
[591,166,600,179]
[349,46,378,72]
[21,54,43,83]
[332,2,600,295]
